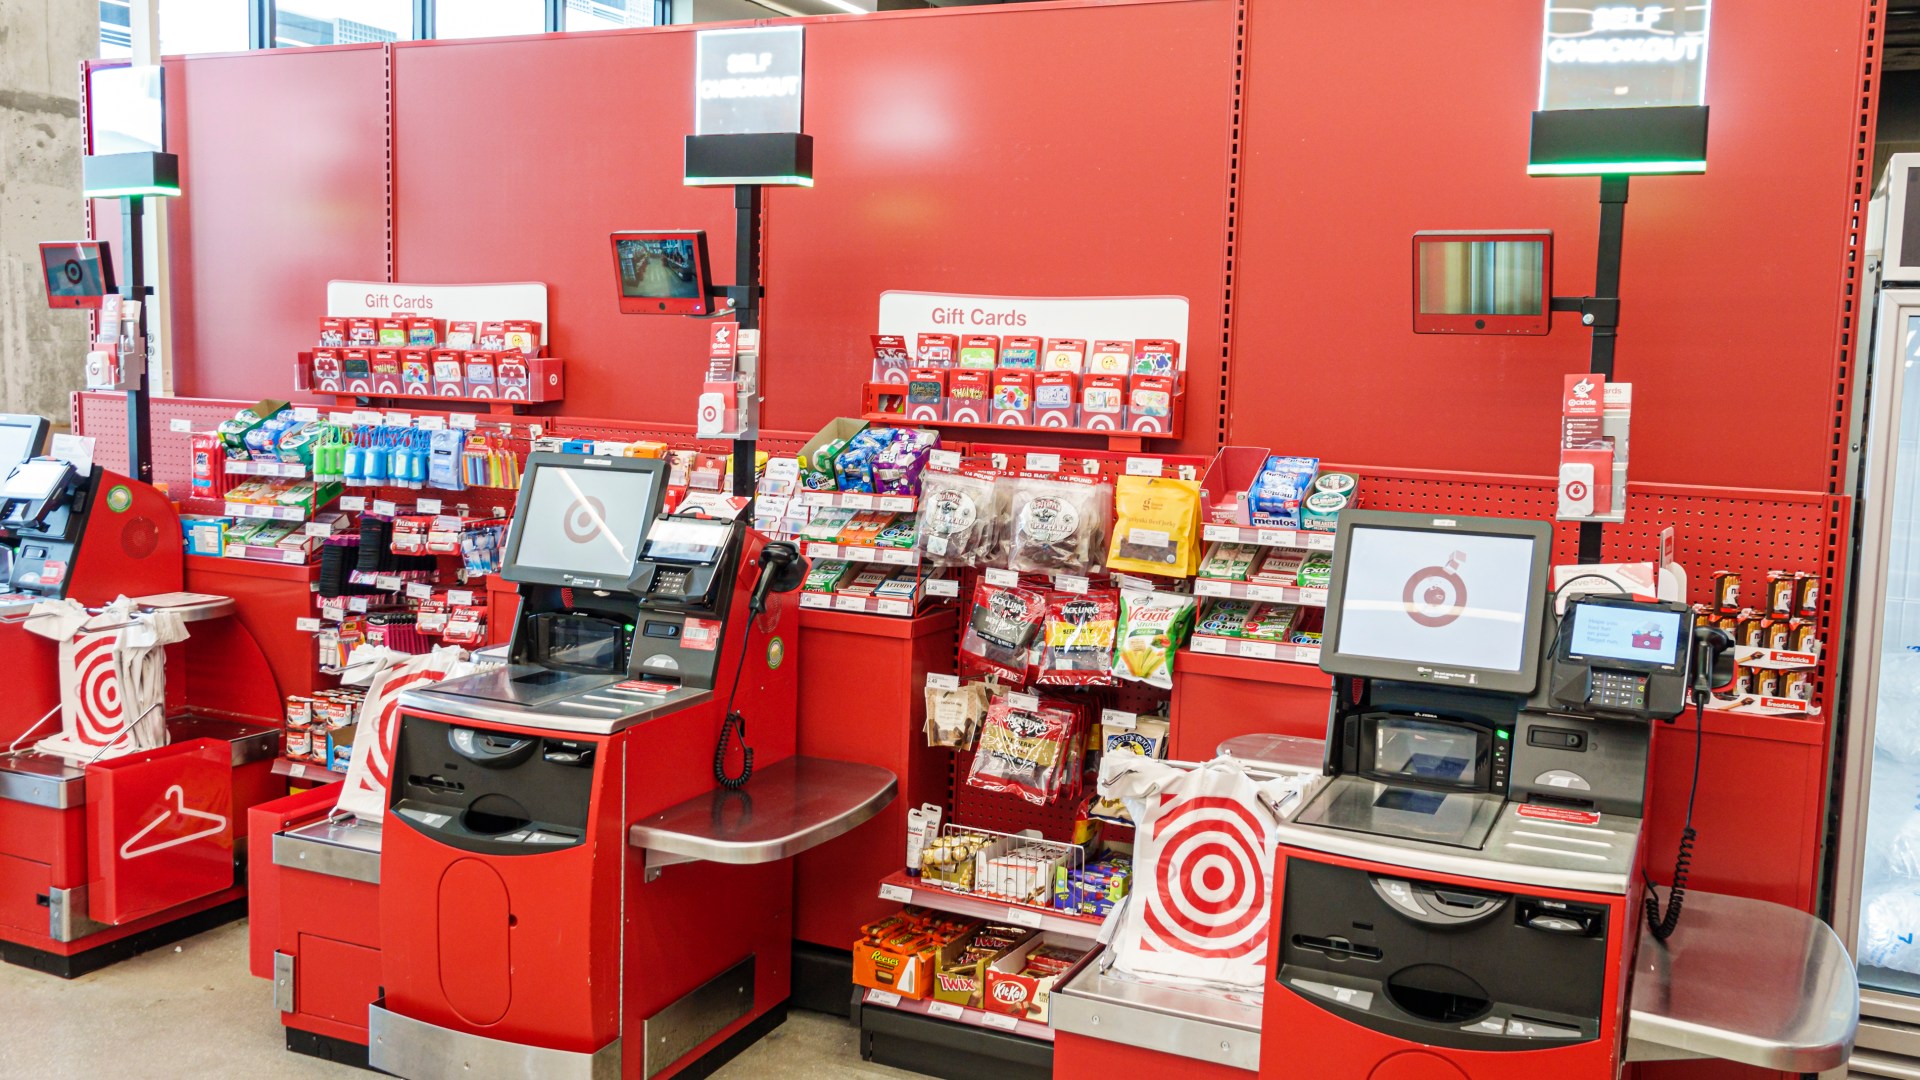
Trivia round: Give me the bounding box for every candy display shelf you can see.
[797,490,918,512]
[1200,523,1336,550]
[876,870,1104,938]
[1189,635,1321,665]
[1193,578,1327,606]
[860,987,1057,1043]
[804,542,921,567]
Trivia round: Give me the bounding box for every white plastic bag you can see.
[1862,884,1920,974]
[334,647,480,820]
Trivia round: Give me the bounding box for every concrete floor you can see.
[1,920,922,1080]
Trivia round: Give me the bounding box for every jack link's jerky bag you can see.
[959,580,1048,683]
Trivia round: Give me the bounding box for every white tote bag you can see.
[26,597,184,761]
[1098,755,1308,992]
[334,646,478,821]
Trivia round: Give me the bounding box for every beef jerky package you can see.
[1037,590,1120,686]
[959,580,1048,683]
[1003,475,1113,576]
[916,469,1001,565]
[968,697,1078,805]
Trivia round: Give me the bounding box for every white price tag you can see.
[835,595,867,611]
[295,617,321,633]
[1006,906,1045,928]
[417,498,442,514]
[1203,524,1236,543]
[1243,641,1279,660]
[1008,692,1041,711]
[879,883,914,903]
[926,535,950,557]
[373,500,398,516]
[1113,572,1157,594]
[878,599,911,617]
[354,410,382,425]
[348,596,369,613]
[449,412,477,430]
[377,575,402,591]
[1025,452,1061,473]
[329,412,354,425]
[1195,579,1231,598]
[1101,708,1138,730]
[406,582,434,600]
[879,548,913,566]
[1125,456,1163,477]
[799,592,831,609]
[340,495,367,511]
[878,496,915,512]
[798,491,830,507]
[926,1001,965,1021]
[169,417,193,433]
[1193,636,1225,655]
[418,415,445,431]
[927,673,961,691]
[1054,573,1090,594]
[979,1011,1021,1031]
[866,990,902,1009]
[929,449,962,470]
[293,407,321,422]
[448,590,476,607]
[321,601,345,621]
[985,567,1020,587]
[304,522,332,538]
[1301,588,1329,606]
[841,493,874,509]
[1256,528,1289,546]
[1247,584,1285,603]
[927,578,959,598]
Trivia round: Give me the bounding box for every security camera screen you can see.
[616,238,701,300]
[1333,526,1539,673]
[1417,239,1545,316]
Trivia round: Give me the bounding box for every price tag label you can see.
[1247,584,1285,603]
[1006,905,1045,928]
[798,491,830,507]
[406,582,434,600]
[304,522,332,538]
[373,500,398,516]
[1008,692,1041,712]
[376,575,401,591]
[841,493,874,510]
[418,416,446,431]
[329,411,354,425]
[1195,579,1231,598]
[1101,708,1138,730]
[800,592,831,609]
[1193,636,1225,655]
[927,673,961,691]
[879,882,914,903]
[1113,572,1157,594]
[927,578,959,598]
[877,599,911,617]
[1243,641,1279,660]
[295,617,321,632]
[865,990,902,1009]
[449,412,477,430]
[449,589,476,607]
[1301,588,1329,606]
[1054,574,1090,594]
[880,548,913,566]
[417,498,442,514]
[834,595,867,612]
[1202,524,1235,543]
[929,449,962,470]
[168,417,193,433]
[321,601,345,621]
[985,567,1020,587]
[348,596,370,613]
[1025,452,1061,473]
[1256,528,1289,546]
[288,407,318,423]
[878,495,915,512]
[1127,527,1170,549]
[354,410,383,425]
[926,1001,965,1021]
[979,1011,1022,1032]
[1125,456,1163,477]
[340,496,367,511]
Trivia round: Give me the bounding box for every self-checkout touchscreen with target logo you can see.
[1334,528,1536,674]
[512,466,652,580]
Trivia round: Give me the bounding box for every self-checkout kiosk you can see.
[0,413,280,977]
[1262,510,1711,1080]
[319,451,896,1080]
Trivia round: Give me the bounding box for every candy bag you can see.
[1037,590,1120,686]
[916,469,1001,565]
[1003,476,1112,575]
[1111,590,1196,688]
[959,581,1049,683]
[1107,476,1201,576]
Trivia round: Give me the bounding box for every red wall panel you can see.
[157,46,391,402]
[1232,0,1865,490]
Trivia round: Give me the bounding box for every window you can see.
[435,0,546,39]
[275,0,411,47]
[102,0,251,59]
[565,0,654,31]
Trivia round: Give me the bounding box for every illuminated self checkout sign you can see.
[1539,2,1711,111]
[695,27,804,136]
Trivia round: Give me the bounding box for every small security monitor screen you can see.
[611,230,712,315]
[1413,231,1552,336]
[39,242,115,310]
[1321,510,1554,694]
[1565,601,1684,666]
[0,415,50,474]
[502,455,665,588]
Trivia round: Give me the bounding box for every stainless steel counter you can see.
[1627,890,1858,1071]
[273,816,383,885]
[399,668,714,736]
[628,756,897,877]
[1051,949,1262,1070]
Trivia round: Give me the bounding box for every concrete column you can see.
[0,0,97,423]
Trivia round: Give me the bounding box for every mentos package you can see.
[1249,455,1320,526]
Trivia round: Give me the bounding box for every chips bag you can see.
[1037,590,1120,686]
[1111,590,1197,688]
[1107,476,1201,577]
[959,581,1049,683]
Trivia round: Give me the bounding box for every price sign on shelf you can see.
[926,673,960,691]
[927,578,959,599]
[449,589,475,607]
[1006,906,1044,928]
[449,412,477,430]
[1008,692,1040,712]
[1101,708,1138,730]
[985,568,1020,588]
[340,496,367,511]
[1054,573,1090,594]
[417,498,442,514]
[1025,452,1060,473]
[879,882,914,903]
[865,989,902,1010]
[926,1001,964,1021]
[373,500,398,516]
[979,1011,1021,1032]
[348,596,369,613]
[1125,456,1163,477]
[294,617,321,633]
[406,582,434,600]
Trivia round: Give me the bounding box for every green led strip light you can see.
[84,184,182,198]
[683,176,815,188]
[1526,160,1706,176]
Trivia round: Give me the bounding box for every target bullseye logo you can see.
[1401,551,1469,628]
[1140,795,1271,960]
[74,634,125,745]
[356,669,450,798]
[562,495,608,545]
[62,259,85,286]
[1564,479,1588,502]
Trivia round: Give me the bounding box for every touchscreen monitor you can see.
[611,230,712,315]
[501,454,667,589]
[39,242,115,310]
[1565,601,1684,666]
[1320,510,1554,694]
[0,415,50,474]
[1413,231,1552,335]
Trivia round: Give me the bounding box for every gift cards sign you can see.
[696,26,804,135]
[1539,1,1711,112]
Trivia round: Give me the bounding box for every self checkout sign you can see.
[695,26,804,136]
[1539,2,1710,111]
